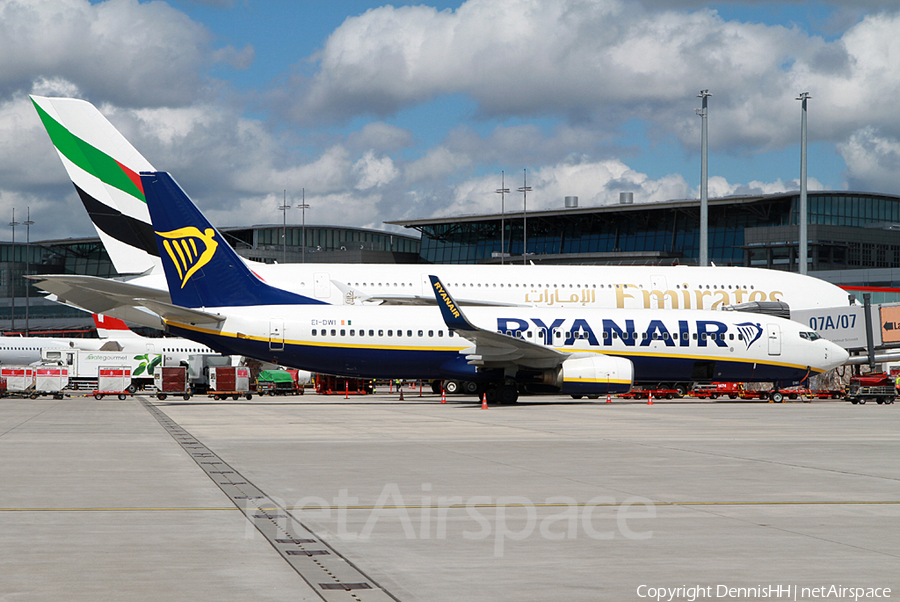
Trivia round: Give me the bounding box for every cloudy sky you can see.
[1,0,898,241]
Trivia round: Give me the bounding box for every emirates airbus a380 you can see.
[28,96,853,332]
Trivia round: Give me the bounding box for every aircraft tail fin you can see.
[93,313,143,339]
[141,170,325,308]
[30,95,160,275]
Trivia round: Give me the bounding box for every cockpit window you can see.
[799,331,821,341]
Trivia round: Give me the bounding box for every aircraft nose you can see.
[826,340,849,368]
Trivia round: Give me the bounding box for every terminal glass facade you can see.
[414,193,900,266]
[418,199,790,265]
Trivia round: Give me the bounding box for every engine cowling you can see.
[554,355,634,396]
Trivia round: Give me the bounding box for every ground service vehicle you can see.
[154,366,191,400]
[256,369,303,396]
[208,367,252,400]
[315,374,373,395]
[93,366,132,400]
[845,373,896,405]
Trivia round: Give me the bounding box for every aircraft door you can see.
[651,275,671,308]
[314,273,331,299]
[269,319,284,351]
[767,323,781,356]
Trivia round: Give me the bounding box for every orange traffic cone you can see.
[647,392,654,405]
[441,387,446,404]
[482,393,488,409]
[399,387,404,401]
[606,394,612,403]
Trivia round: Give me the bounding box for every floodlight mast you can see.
[797,92,811,275]
[296,188,309,264]
[518,169,532,266]
[8,209,18,331]
[279,190,290,264]
[696,89,711,267]
[495,172,510,265]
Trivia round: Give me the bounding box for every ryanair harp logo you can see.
[156,227,218,288]
[735,321,763,350]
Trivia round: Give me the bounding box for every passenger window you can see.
[428,330,434,337]
[340,329,346,336]
[312,329,317,336]
[407,330,412,337]
[379,330,384,336]
[438,331,443,337]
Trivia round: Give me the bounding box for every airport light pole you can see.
[518,169,532,265]
[296,188,309,264]
[279,190,290,264]
[495,172,510,264]
[23,207,33,335]
[8,209,18,332]
[797,92,811,275]
[696,90,711,267]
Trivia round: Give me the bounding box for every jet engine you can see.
[541,355,634,396]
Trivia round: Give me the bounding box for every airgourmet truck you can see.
[40,348,161,391]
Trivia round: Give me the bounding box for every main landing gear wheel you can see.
[444,380,460,394]
[497,385,518,405]
[463,381,479,395]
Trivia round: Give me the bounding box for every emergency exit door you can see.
[269,319,284,351]
[767,323,781,356]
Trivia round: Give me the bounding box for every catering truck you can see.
[40,348,161,391]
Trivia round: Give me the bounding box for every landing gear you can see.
[484,382,519,405]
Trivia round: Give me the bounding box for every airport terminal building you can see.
[4,190,900,332]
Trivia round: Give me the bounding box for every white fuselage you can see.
[0,334,216,366]
[165,303,848,386]
[123,262,852,310]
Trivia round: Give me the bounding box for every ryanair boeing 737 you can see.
[129,170,847,404]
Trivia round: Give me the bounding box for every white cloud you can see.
[296,0,900,159]
[839,127,900,192]
[405,146,473,183]
[353,151,399,190]
[0,0,214,106]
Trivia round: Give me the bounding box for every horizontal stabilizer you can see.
[135,298,225,326]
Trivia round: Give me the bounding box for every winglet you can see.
[429,275,478,332]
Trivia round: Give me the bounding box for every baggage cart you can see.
[34,367,69,399]
[93,366,132,400]
[153,365,191,400]
[0,366,35,396]
[208,366,253,400]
